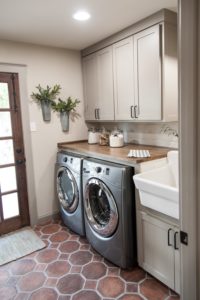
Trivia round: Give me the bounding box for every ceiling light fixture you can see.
[73,10,91,21]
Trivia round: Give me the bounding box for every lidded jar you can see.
[99,127,109,146]
[109,128,124,148]
[88,127,100,144]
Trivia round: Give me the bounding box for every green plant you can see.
[52,97,80,113]
[31,84,61,104]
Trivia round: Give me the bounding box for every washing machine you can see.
[82,158,137,268]
[55,151,85,236]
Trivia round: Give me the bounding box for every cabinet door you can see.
[82,54,98,121]
[134,25,162,120]
[113,37,135,120]
[97,46,114,120]
[140,212,174,289]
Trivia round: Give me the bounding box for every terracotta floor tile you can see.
[118,295,143,300]
[107,267,120,276]
[140,278,169,300]
[98,276,125,298]
[59,241,80,253]
[57,274,84,294]
[0,286,17,299]
[84,280,97,289]
[0,219,178,300]
[69,250,92,265]
[18,271,46,291]
[36,249,59,263]
[10,258,36,275]
[45,278,58,287]
[82,262,106,279]
[72,290,101,300]
[50,231,69,243]
[41,224,61,234]
[45,260,70,277]
[30,287,58,300]
[0,269,9,285]
[121,267,146,282]
[15,292,29,300]
[126,282,138,293]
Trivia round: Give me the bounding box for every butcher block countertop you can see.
[57,140,171,166]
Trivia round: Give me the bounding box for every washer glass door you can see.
[57,167,79,213]
[84,178,118,237]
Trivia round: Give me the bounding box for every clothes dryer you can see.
[55,151,85,236]
[82,158,137,268]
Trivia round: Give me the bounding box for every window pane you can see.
[0,166,17,193]
[0,112,12,137]
[0,83,10,109]
[0,139,14,165]
[2,193,19,219]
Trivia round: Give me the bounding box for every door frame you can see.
[0,63,38,226]
[179,0,199,299]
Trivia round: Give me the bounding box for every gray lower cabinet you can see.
[138,211,180,294]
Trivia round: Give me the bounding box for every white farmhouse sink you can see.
[133,151,179,219]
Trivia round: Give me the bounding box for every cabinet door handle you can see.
[134,105,139,118]
[97,108,100,120]
[168,228,173,246]
[95,109,97,119]
[130,106,134,118]
[174,231,179,250]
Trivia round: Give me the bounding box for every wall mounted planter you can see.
[41,100,51,121]
[60,111,69,131]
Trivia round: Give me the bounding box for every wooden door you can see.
[134,24,162,120]
[113,37,135,120]
[0,72,30,234]
[97,46,114,120]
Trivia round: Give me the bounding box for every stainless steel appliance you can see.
[82,158,137,268]
[55,151,85,236]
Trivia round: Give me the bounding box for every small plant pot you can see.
[60,111,69,131]
[41,100,51,121]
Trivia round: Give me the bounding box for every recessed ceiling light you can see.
[73,10,91,21]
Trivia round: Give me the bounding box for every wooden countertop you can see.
[57,140,171,166]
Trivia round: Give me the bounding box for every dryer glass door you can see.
[57,167,79,213]
[84,178,118,237]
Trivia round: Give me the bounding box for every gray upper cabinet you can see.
[113,37,135,120]
[82,46,114,121]
[82,10,178,122]
[82,53,98,121]
[133,25,162,121]
[97,46,114,120]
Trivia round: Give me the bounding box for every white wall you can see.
[0,40,88,221]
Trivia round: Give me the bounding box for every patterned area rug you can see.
[0,227,46,266]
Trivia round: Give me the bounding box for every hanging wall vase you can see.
[41,100,51,121]
[60,111,69,132]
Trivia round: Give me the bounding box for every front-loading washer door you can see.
[57,167,79,213]
[84,178,118,237]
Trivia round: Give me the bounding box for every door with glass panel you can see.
[0,72,30,234]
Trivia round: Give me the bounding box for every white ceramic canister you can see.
[88,128,100,144]
[109,129,124,147]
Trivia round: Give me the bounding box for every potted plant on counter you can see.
[31,84,61,121]
[52,97,80,131]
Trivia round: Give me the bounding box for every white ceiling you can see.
[0,0,177,50]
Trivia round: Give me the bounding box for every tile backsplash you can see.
[86,122,178,149]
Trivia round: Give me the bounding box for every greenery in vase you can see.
[31,84,61,104]
[52,97,80,113]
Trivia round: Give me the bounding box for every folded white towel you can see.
[127,149,150,158]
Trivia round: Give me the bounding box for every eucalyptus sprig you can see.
[31,84,61,104]
[52,97,80,113]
